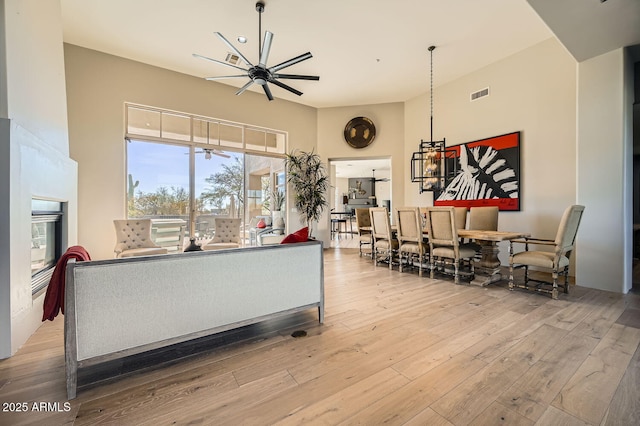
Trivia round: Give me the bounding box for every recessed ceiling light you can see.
[237,36,247,43]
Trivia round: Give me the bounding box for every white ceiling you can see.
[59,0,640,108]
[332,158,390,179]
[60,0,554,108]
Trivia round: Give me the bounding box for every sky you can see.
[127,140,241,197]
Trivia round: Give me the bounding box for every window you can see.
[125,104,287,247]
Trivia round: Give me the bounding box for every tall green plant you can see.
[285,150,329,237]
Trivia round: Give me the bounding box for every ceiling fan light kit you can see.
[193,1,319,101]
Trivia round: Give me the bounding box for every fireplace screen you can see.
[31,199,63,295]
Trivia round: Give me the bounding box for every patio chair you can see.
[395,207,428,276]
[202,218,242,250]
[113,219,168,258]
[369,207,398,269]
[424,207,475,284]
[509,205,585,299]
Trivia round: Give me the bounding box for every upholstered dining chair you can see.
[369,207,398,269]
[509,205,585,299]
[467,206,499,252]
[424,207,475,284]
[395,207,428,276]
[202,218,242,250]
[113,219,168,258]
[354,208,372,257]
[454,207,469,231]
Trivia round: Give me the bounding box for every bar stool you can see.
[331,217,347,239]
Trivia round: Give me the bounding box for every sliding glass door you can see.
[127,140,287,248]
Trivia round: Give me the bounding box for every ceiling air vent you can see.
[470,87,490,102]
[225,52,240,65]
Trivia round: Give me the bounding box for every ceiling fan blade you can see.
[193,53,248,72]
[259,31,273,67]
[214,32,254,67]
[262,84,274,101]
[205,75,248,80]
[272,73,320,81]
[235,80,254,95]
[212,150,231,158]
[269,78,303,96]
[269,52,313,73]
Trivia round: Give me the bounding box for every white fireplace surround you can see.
[0,119,78,358]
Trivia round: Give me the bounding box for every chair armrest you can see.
[517,237,555,246]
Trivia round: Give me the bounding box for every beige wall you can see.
[405,38,578,265]
[318,103,404,232]
[64,44,317,260]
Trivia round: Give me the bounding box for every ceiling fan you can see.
[190,148,230,159]
[193,1,319,101]
[371,169,390,182]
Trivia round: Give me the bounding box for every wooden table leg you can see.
[470,240,503,287]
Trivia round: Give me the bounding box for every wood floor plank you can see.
[495,331,600,422]
[536,405,591,425]
[403,407,454,426]
[1,248,639,425]
[430,323,567,425]
[343,352,486,425]
[392,310,522,380]
[551,323,640,424]
[602,342,640,425]
[274,368,409,425]
[469,401,534,426]
[463,301,565,363]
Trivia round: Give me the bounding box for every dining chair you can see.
[508,205,585,299]
[369,207,398,269]
[354,208,372,257]
[424,207,475,284]
[467,206,499,252]
[395,207,428,276]
[454,207,468,231]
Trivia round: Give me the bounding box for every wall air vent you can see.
[470,87,490,102]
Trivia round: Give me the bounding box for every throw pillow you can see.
[280,227,309,244]
[256,218,267,228]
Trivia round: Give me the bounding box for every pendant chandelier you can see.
[410,45,447,195]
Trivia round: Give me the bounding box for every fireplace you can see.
[31,199,64,295]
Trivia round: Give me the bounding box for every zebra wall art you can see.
[435,132,520,211]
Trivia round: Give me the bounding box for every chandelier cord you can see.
[428,45,435,142]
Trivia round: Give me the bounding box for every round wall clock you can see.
[344,116,376,149]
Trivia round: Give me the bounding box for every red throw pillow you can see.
[256,218,267,228]
[280,227,309,244]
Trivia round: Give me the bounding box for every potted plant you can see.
[285,149,329,238]
[270,189,286,229]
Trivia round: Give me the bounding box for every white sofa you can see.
[64,241,324,399]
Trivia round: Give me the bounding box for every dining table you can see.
[364,224,528,287]
[456,229,530,287]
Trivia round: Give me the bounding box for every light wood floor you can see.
[1,248,639,425]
